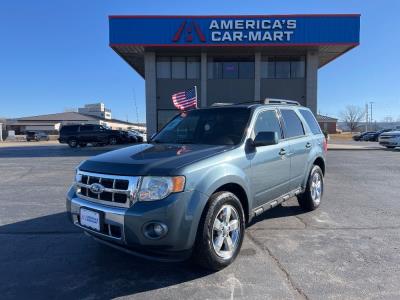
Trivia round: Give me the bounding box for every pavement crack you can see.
[246,231,309,300]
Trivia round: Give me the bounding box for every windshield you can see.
[153,108,251,145]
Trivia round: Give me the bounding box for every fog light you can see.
[143,222,168,239]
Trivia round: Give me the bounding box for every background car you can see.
[379,131,400,149]
[353,131,376,141]
[362,129,393,142]
[58,124,129,148]
[128,130,145,143]
[26,131,50,142]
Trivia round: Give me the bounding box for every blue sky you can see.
[1,0,399,122]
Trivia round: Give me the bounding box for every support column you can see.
[144,51,157,138]
[0,123,3,142]
[306,50,319,114]
[200,52,207,107]
[254,52,261,101]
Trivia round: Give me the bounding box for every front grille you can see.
[75,171,140,208]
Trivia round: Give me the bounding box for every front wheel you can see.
[386,146,396,149]
[297,165,324,211]
[68,139,78,148]
[109,136,117,145]
[192,191,245,271]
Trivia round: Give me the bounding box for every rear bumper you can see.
[379,138,400,147]
[66,186,208,261]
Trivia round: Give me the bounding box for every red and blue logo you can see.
[172,20,206,43]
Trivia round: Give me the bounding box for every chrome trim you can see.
[70,196,126,244]
[75,170,141,208]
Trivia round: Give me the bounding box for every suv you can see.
[59,124,129,148]
[66,101,326,270]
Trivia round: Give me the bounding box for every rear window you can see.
[280,109,305,138]
[60,125,79,133]
[299,109,322,135]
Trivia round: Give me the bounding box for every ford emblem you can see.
[89,183,105,194]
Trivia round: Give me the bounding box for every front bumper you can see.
[66,186,208,261]
[379,138,400,147]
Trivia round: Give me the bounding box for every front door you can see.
[250,109,291,208]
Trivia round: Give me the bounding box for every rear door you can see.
[279,109,310,190]
[250,109,291,207]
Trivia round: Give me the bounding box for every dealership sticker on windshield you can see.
[80,208,100,231]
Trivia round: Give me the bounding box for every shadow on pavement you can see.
[0,212,212,299]
[0,144,133,158]
[248,200,306,227]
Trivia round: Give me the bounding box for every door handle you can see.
[305,142,312,149]
[279,148,286,156]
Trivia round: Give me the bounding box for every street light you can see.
[369,101,374,130]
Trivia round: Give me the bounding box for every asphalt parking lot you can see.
[0,143,399,299]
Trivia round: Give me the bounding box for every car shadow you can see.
[0,144,135,158]
[0,212,212,299]
[247,200,307,227]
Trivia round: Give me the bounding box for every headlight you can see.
[138,176,185,201]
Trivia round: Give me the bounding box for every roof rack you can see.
[211,102,235,107]
[263,98,300,106]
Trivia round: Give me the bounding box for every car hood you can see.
[79,143,234,176]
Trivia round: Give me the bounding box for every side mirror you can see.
[254,131,279,147]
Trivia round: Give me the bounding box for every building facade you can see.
[109,14,360,135]
[78,103,112,120]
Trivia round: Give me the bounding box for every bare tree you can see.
[340,105,365,133]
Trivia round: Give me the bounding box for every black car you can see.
[59,124,129,148]
[353,131,376,141]
[362,129,393,141]
[26,131,49,142]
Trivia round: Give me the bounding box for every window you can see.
[299,109,322,135]
[157,56,201,79]
[275,57,291,79]
[260,57,275,78]
[187,57,200,79]
[80,125,94,132]
[291,57,305,78]
[208,57,254,79]
[261,56,306,79]
[254,110,282,139]
[171,57,186,79]
[156,57,171,79]
[154,108,251,145]
[157,110,180,131]
[280,109,305,138]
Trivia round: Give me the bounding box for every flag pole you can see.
[194,85,198,108]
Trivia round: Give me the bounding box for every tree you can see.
[340,105,365,133]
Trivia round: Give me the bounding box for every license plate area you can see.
[80,207,103,232]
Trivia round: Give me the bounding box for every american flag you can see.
[172,87,197,111]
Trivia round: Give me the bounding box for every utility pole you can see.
[365,103,369,131]
[369,101,374,130]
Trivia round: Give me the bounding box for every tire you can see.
[68,138,78,148]
[192,191,245,271]
[79,143,87,148]
[109,136,117,145]
[386,146,395,149]
[297,165,324,211]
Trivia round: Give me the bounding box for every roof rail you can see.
[263,98,301,106]
[211,102,235,107]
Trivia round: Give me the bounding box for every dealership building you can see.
[109,14,360,135]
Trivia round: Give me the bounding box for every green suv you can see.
[66,100,327,270]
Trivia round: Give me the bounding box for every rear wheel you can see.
[298,165,324,211]
[192,191,245,271]
[386,146,396,149]
[68,138,78,148]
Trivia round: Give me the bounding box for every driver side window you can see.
[253,110,283,139]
